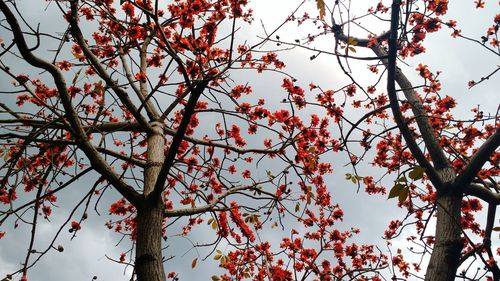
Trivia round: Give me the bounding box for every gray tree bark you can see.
[135,203,165,281]
[425,192,463,281]
[135,122,166,281]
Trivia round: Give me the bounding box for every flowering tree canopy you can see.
[0,0,498,280]
[284,0,499,280]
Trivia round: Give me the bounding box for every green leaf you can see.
[347,37,358,46]
[396,176,408,183]
[409,166,426,180]
[398,187,409,204]
[266,170,275,180]
[309,161,316,170]
[307,191,313,204]
[345,173,352,180]
[388,184,405,199]
[211,276,220,281]
[214,254,222,260]
[295,202,300,212]
[93,80,103,94]
[191,258,197,268]
[316,0,326,20]
[348,46,357,53]
[220,256,227,265]
[72,68,82,85]
[492,226,500,232]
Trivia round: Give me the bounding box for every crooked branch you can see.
[0,0,141,206]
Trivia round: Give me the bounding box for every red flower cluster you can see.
[229,202,255,242]
[70,221,81,231]
[109,198,135,216]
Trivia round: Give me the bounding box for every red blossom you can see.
[71,221,81,231]
[229,202,255,242]
[218,211,230,237]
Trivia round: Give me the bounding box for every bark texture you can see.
[135,204,165,281]
[424,192,463,281]
[135,122,166,281]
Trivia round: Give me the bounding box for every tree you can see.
[0,0,387,280]
[0,1,498,281]
[277,0,499,280]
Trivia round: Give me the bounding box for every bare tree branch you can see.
[463,183,500,205]
[378,1,445,188]
[0,0,141,206]
[67,0,152,133]
[150,80,209,204]
[455,128,500,188]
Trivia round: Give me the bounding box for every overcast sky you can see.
[1,1,499,280]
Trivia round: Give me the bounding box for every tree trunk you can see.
[425,192,463,281]
[135,203,165,281]
[135,122,166,281]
